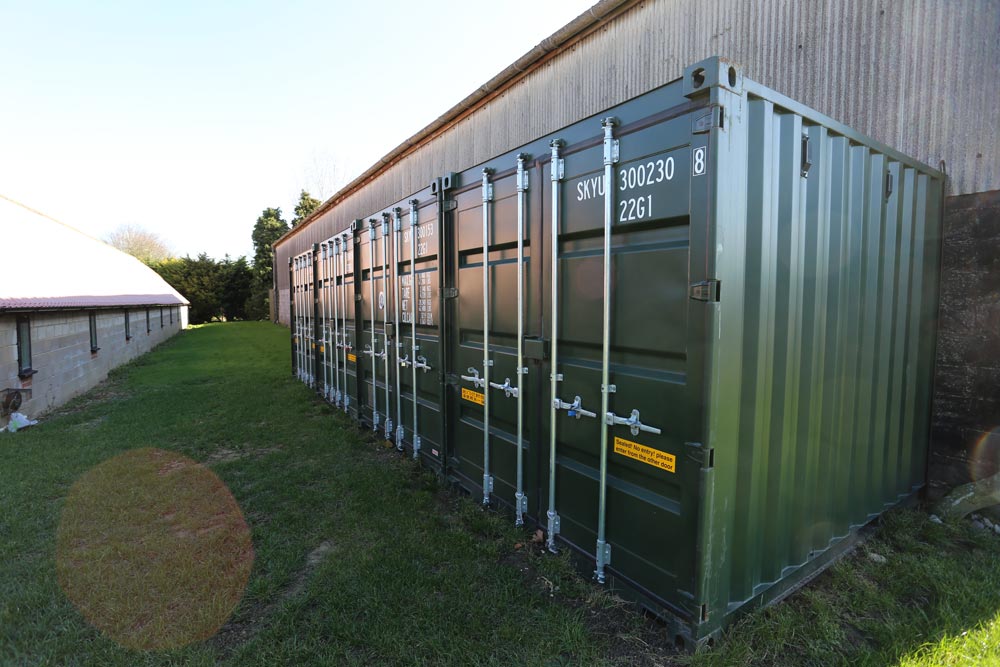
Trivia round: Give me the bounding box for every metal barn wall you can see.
[275,0,998,324]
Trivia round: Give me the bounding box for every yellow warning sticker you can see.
[461,387,485,406]
[319,346,325,353]
[347,353,357,363]
[614,437,675,473]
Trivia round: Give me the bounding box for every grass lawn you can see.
[1,322,998,666]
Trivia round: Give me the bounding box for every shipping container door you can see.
[318,241,334,402]
[358,217,394,434]
[395,192,446,468]
[339,226,361,422]
[450,161,542,522]
[543,111,707,614]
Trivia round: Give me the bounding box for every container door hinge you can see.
[884,172,893,199]
[440,287,458,299]
[689,280,720,302]
[441,199,458,212]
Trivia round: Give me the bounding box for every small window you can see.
[169,307,174,325]
[16,315,34,378]
[146,308,151,334]
[160,307,164,328]
[89,312,100,353]
[125,311,132,340]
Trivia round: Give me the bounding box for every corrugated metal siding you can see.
[705,84,944,612]
[275,0,996,323]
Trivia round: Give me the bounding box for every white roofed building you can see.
[0,195,188,426]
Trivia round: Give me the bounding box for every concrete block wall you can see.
[0,307,184,425]
[929,189,1000,495]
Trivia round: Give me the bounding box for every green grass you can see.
[684,510,1000,667]
[1,322,998,666]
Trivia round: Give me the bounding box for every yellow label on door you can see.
[461,387,485,406]
[613,437,675,473]
[319,346,324,353]
[347,353,357,363]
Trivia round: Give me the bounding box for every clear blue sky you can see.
[0,0,596,259]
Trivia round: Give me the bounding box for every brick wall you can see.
[0,307,184,425]
[929,190,1000,496]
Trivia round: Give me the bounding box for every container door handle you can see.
[554,395,596,419]
[605,409,661,436]
[461,367,485,389]
[489,377,519,398]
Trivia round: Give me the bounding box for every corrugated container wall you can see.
[274,0,997,323]
[285,56,944,642]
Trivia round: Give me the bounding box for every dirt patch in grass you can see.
[211,538,339,655]
[204,446,282,465]
[493,525,682,666]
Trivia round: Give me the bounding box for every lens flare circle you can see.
[56,448,254,651]
[968,427,1000,483]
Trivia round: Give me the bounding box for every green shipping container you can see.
[288,56,944,645]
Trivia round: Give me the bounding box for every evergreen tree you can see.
[247,207,289,320]
[291,190,321,228]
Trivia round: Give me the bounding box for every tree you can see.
[219,256,253,321]
[151,254,223,324]
[291,190,322,228]
[104,224,172,264]
[247,207,289,320]
[251,207,288,280]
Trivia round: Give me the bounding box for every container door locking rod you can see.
[326,244,340,403]
[297,256,303,383]
[303,253,309,385]
[544,140,600,550]
[322,243,330,400]
[392,209,404,450]
[296,256,305,384]
[547,140,563,551]
[365,219,382,431]
[320,242,329,400]
[332,238,342,408]
[292,257,298,381]
[293,257,300,382]
[513,154,529,525]
[468,168,493,504]
[381,214,393,441]
[339,233,352,413]
[486,156,529,523]
[595,117,618,584]
[408,200,430,459]
[306,252,314,387]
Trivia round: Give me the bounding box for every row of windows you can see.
[16,307,178,378]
